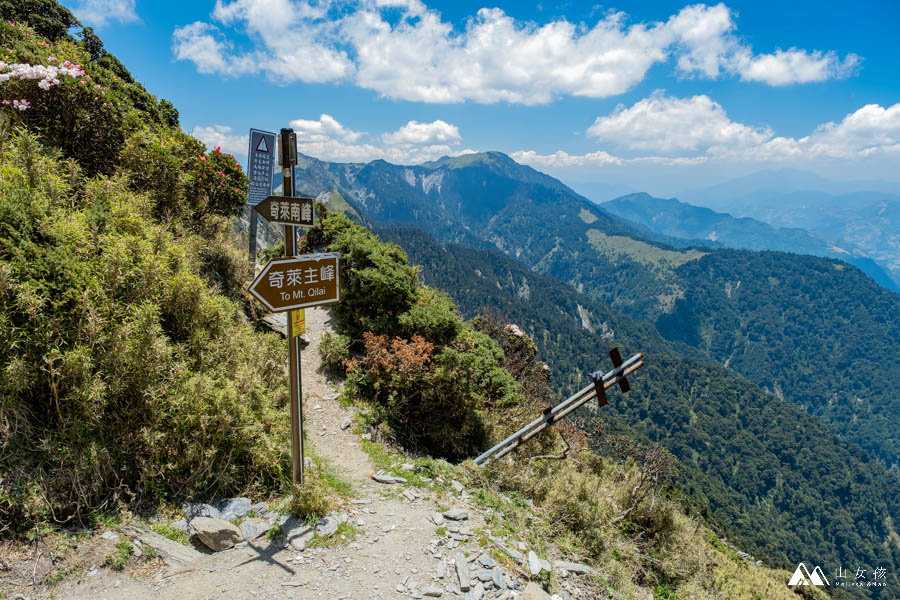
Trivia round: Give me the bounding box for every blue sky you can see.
[62,0,900,196]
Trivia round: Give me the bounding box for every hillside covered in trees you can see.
[380,227,900,597]
[292,150,900,474]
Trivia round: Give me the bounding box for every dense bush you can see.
[0,0,78,42]
[0,133,287,532]
[302,206,417,337]
[0,21,187,176]
[318,332,350,373]
[398,286,461,345]
[305,209,525,459]
[119,129,249,226]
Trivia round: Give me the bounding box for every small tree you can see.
[81,26,103,60]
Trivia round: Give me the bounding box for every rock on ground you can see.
[239,518,273,540]
[188,517,243,551]
[522,582,552,600]
[552,560,591,575]
[182,502,220,520]
[443,509,469,521]
[214,497,252,520]
[455,552,471,592]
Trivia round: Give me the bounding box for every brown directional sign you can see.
[253,195,315,227]
[248,253,340,313]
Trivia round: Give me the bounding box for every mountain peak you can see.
[421,151,515,171]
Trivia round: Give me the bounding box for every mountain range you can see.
[675,170,900,288]
[293,150,900,597]
[291,151,900,468]
[601,192,899,291]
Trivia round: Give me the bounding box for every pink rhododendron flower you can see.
[505,324,526,337]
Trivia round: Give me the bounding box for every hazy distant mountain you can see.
[677,170,900,292]
[602,193,899,291]
[564,180,637,204]
[680,168,900,205]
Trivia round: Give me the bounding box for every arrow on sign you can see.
[253,195,315,227]
[248,253,341,313]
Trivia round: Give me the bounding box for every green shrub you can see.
[347,326,521,460]
[319,332,350,373]
[398,287,462,345]
[0,0,78,42]
[0,20,203,178]
[103,540,133,570]
[302,207,417,336]
[0,133,289,532]
[289,469,338,521]
[119,128,249,226]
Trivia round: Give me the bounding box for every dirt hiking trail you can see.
[26,307,555,600]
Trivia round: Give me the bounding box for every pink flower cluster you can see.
[1,99,30,110]
[0,60,87,93]
[505,323,526,337]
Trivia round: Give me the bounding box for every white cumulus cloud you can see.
[172,0,354,84]
[381,120,461,145]
[587,92,772,153]
[753,102,900,159]
[516,99,900,171]
[193,115,472,164]
[733,48,860,85]
[172,1,860,104]
[511,150,623,168]
[190,124,249,156]
[70,0,138,28]
[290,114,364,144]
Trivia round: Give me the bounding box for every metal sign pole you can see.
[280,128,303,486]
[473,349,644,467]
[249,211,258,266]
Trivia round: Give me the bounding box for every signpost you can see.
[252,195,316,228]
[246,127,340,486]
[247,128,276,265]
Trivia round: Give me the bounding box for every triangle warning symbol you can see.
[256,136,269,153]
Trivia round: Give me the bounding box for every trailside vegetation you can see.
[380,226,900,600]
[0,132,288,532]
[305,212,810,598]
[0,16,284,533]
[305,208,521,459]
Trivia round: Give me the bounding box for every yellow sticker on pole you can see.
[292,309,306,337]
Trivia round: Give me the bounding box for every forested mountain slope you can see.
[602,192,898,291]
[656,250,900,470]
[380,227,900,598]
[295,151,900,472]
